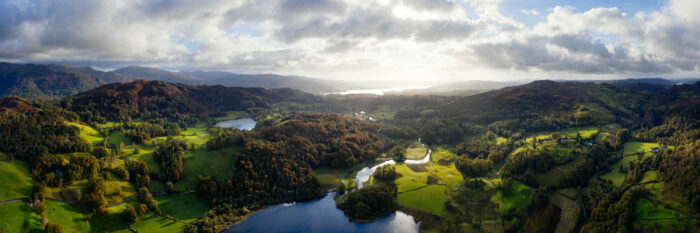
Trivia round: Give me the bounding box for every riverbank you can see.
[400,206,442,232]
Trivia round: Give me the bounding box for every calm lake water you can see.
[225,140,430,233]
[224,193,420,233]
[215,118,256,130]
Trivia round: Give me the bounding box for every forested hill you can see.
[0,96,33,113]
[437,80,658,125]
[65,80,318,123]
[0,62,133,99]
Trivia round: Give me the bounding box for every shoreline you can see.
[399,206,443,231]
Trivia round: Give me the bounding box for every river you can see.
[225,140,431,233]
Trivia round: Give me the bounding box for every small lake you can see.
[215,118,256,130]
[225,193,419,233]
[225,140,430,233]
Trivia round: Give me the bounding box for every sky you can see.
[0,0,699,84]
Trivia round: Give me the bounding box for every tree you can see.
[391,146,406,163]
[33,200,47,221]
[123,205,138,225]
[82,177,107,208]
[137,204,148,216]
[44,223,64,233]
[91,146,110,159]
[138,187,158,211]
[373,165,401,180]
[166,181,175,193]
[337,182,346,194]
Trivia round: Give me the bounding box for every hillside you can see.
[112,67,343,93]
[112,66,207,85]
[0,96,33,113]
[0,62,343,100]
[0,63,109,99]
[181,71,341,94]
[66,80,317,122]
[48,64,134,84]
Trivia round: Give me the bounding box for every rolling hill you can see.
[0,62,124,99]
[66,79,318,122]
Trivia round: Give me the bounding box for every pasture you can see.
[0,160,34,200]
[398,185,446,215]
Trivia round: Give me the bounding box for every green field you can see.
[633,198,697,231]
[370,105,398,120]
[599,166,627,187]
[130,194,210,233]
[623,141,661,155]
[419,109,437,115]
[315,167,351,190]
[493,181,532,211]
[601,142,662,187]
[398,185,446,215]
[391,164,431,192]
[67,122,104,145]
[89,193,210,233]
[46,201,91,233]
[528,126,599,141]
[0,202,43,233]
[0,160,34,200]
[177,147,240,190]
[405,140,426,160]
[535,158,580,187]
[108,131,132,146]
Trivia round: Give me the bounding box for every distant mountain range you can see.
[1,62,697,99]
[180,70,341,93]
[0,62,344,99]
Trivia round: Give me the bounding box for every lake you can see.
[224,193,420,233]
[215,118,256,130]
[225,140,430,233]
[322,86,430,96]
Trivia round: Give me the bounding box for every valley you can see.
[0,78,697,233]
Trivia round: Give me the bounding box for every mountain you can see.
[0,63,136,99]
[112,67,343,93]
[66,80,318,122]
[611,78,676,86]
[48,64,134,84]
[0,62,112,99]
[181,70,341,94]
[112,66,207,85]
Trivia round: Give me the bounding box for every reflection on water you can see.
[323,86,430,96]
[226,139,431,233]
[215,118,256,130]
[225,193,419,233]
[354,141,430,188]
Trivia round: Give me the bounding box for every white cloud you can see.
[0,0,698,82]
[520,9,539,16]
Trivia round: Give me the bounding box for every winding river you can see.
[225,140,431,233]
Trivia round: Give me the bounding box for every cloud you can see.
[0,0,698,81]
[520,9,539,16]
[273,2,481,43]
